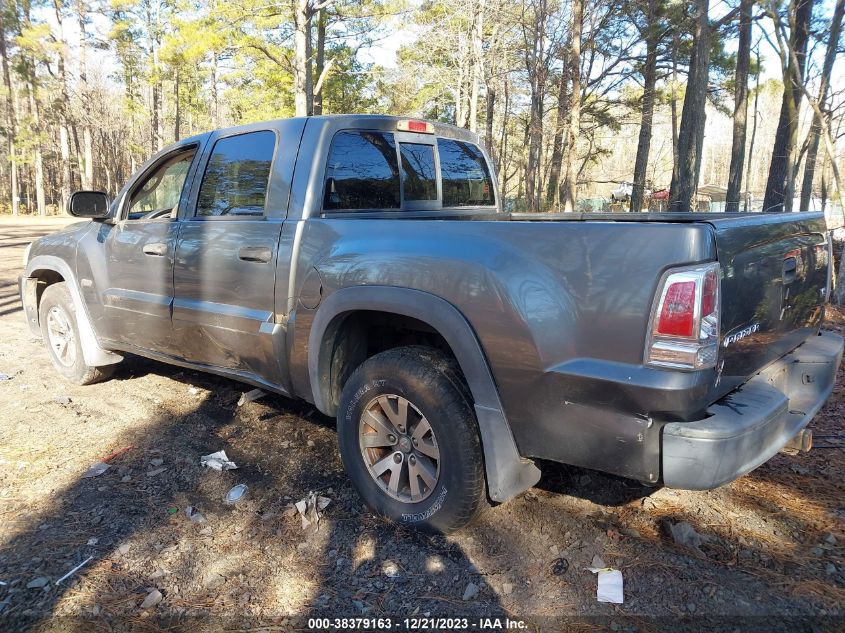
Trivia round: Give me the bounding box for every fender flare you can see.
[24,255,122,367]
[308,286,540,502]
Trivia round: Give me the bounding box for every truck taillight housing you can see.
[646,263,720,370]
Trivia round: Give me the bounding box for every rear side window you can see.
[324,131,400,210]
[196,130,276,217]
[438,139,495,207]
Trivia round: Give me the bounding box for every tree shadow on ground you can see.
[0,355,505,630]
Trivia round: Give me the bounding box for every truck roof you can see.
[180,114,481,147]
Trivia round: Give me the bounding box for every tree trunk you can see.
[82,127,93,189]
[0,9,20,216]
[498,77,509,180]
[726,0,753,211]
[293,0,312,116]
[744,46,761,210]
[21,2,45,216]
[211,50,221,127]
[53,0,73,212]
[524,0,547,211]
[313,7,326,115]
[76,0,94,188]
[174,66,181,141]
[27,82,46,216]
[77,0,87,83]
[485,83,496,162]
[630,4,659,213]
[455,38,467,127]
[560,0,583,213]
[545,72,568,208]
[151,35,163,153]
[670,31,679,181]
[800,0,844,211]
[762,0,813,213]
[669,0,711,211]
[469,0,484,133]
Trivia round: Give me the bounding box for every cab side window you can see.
[324,131,400,210]
[127,149,196,220]
[196,131,276,217]
[437,139,495,207]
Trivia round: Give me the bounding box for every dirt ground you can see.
[0,218,843,632]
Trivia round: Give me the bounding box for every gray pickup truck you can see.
[20,115,844,532]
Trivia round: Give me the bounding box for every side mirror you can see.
[69,191,111,219]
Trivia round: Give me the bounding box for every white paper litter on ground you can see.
[586,567,623,604]
[200,450,238,471]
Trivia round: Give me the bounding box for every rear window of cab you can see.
[323,130,495,212]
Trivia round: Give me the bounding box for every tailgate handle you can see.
[142,242,167,257]
[238,246,273,263]
[783,256,797,284]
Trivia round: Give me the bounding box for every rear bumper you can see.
[662,330,843,490]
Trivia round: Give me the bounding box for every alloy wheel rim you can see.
[46,306,76,367]
[359,394,441,503]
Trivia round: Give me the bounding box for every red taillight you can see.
[647,263,721,370]
[657,280,696,337]
[701,269,717,316]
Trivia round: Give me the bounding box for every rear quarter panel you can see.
[290,217,717,477]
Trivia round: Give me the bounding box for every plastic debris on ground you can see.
[81,462,110,478]
[56,556,93,585]
[0,373,10,381]
[185,505,206,522]
[200,450,238,471]
[26,577,49,589]
[294,491,331,530]
[237,388,266,407]
[224,484,248,505]
[140,589,162,609]
[667,520,710,555]
[586,565,624,604]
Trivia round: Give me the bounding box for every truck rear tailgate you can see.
[708,212,830,393]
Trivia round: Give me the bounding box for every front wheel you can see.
[39,282,115,385]
[337,346,486,533]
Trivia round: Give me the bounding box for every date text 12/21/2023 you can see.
[306,617,529,630]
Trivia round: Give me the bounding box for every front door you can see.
[99,146,199,353]
[172,129,283,380]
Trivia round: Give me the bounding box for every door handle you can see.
[143,243,168,257]
[238,246,273,263]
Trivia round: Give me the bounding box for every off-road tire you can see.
[337,346,486,533]
[39,282,115,385]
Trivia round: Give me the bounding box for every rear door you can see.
[172,122,302,380]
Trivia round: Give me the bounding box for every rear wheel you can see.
[337,346,486,533]
[39,282,115,385]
